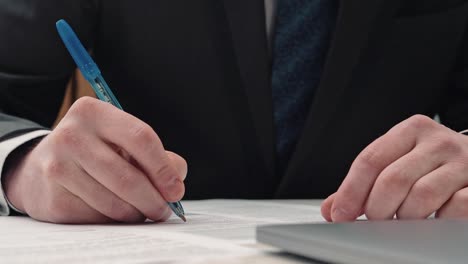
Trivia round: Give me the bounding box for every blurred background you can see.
[54,70,94,127]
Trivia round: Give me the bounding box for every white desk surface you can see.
[0,199,326,264]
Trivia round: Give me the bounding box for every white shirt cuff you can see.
[0,130,51,215]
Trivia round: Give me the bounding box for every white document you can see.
[177,200,325,242]
[0,200,325,263]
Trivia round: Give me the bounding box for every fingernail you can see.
[332,207,352,222]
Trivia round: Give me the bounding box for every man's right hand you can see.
[2,97,187,224]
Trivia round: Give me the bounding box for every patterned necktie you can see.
[271,0,338,173]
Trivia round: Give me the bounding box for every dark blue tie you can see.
[271,0,338,173]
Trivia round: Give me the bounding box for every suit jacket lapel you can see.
[278,0,403,194]
[223,0,276,178]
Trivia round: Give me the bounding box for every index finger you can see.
[110,120,184,202]
[77,99,184,202]
[331,116,433,222]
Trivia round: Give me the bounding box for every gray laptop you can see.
[257,220,468,264]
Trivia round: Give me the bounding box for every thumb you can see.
[321,193,336,222]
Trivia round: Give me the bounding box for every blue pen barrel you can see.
[92,75,124,110]
[56,20,97,79]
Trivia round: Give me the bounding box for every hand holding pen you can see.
[2,21,187,224]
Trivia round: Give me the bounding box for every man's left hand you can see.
[321,115,468,222]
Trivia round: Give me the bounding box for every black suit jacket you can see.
[1,0,467,199]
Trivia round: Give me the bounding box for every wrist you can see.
[2,138,43,214]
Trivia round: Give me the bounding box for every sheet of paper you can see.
[170,200,325,242]
[0,200,325,263]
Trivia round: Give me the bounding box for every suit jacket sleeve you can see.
[0,0,99,215]
[440,21,468,131]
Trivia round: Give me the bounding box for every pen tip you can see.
[180,215,187,222]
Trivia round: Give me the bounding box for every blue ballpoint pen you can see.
[56,19,186,222]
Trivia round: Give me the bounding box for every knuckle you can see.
[156,161,177,183]
[356,147,385,171]
[42,159,66,181]
[379,166,411,190]
[53,124,82,149]
[393,115,434,138]
[131,123,158,146]
[411,181,438,205]
[68,97,100,118]
[96,152,121,172]
[406,115,434,130]
[434,136,461,154]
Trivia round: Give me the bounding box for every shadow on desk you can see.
[269,252,328,264]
